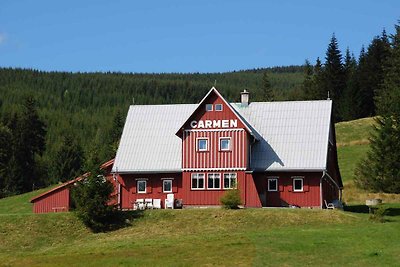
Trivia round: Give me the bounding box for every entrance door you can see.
[266,177,281,207]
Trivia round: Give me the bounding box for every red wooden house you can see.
[112,87,342,209]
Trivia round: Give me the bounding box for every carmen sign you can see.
[190,119,238,129]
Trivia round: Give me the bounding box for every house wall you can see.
[33,187,70,213]
[118,173,182,209]
[252,172,323,208]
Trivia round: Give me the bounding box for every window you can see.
[206,104,213,111]
[191,173,205,189]
[215,104,223,111]
[267,178,278,192]
[223,173,237,189]
[220,137,231,151]
[208,173,221,189]
[137,180,147,193]
[197,138,208,151]
[293,177,303,192]
[163,179,172,193]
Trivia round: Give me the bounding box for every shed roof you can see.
[112,98,333,173]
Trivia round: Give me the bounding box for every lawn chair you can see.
[165,193,174,209]
[324,200,335,210]
[136,199,145,210]
[153,199,161,209]
[145,199,153,209]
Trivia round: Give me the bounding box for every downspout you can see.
[320,170,326,209]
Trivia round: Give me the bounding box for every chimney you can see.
[241,89,249,106]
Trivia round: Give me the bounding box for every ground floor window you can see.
[223,173,237,189]
[208,173,221,189]
[137,180,147,193]
[163,179,172,193]
[267,178,278,191]
[293,177,304,192]
[191,173,205,189]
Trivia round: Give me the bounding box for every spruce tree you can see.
[262,71,274,101]
[53,134,84,182]
[301,60,314,100]
[322,34,346,121]
[0,124,12,196]
[355,24,400,193]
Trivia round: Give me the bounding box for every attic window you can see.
[206,104,213,111]
[215,104,223,111]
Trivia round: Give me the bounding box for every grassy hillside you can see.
[1,207,400,266]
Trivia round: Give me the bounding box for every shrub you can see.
[220,189,242,209]
[71,169,122,232]
[369,205,387,223]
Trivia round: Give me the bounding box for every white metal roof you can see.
[231,100,332,171]
[112,104,197,173]
[113,100,332,173]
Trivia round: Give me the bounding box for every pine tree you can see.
[52,134,84,182]
[322,34,346,121]
[355,24,400,193]
[262,72,274,101]
[301,60,314,100]
[340,48,361,120]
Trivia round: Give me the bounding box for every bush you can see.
[369,205,387,223]
[220,189,242,209]
[71,169,122,232]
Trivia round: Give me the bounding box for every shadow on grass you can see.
[84,210,146,233]
[344,204,370,214]
[385,207,400,217]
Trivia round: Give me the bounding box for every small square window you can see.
[208,173,221,189]
[268,178,278,192]
[197,138,208,151]
[137,180,147,193]
[220,138,231,151]
[215,104,223,111]
[223,173,237,189]
[163,179,172,193]
[206,104,213,111]
[192,173,205,189]
[293,178,303,192]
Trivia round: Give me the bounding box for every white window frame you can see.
[215,104,223,111]
[267,177,278,192]
[206,104,213,111]
[292,177,304,192]
[162,179,173,193]
[197,138,209,151]
[219,137,231,151]
[137,180,147,194]
[207,173,221,190]
[223,173,237,189]
[191,173,205,190]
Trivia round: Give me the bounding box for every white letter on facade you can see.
[222,120,229,128]
[205,120,212,128]
[230,119,237,128]
[190,120,197,128]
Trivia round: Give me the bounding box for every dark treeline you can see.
[0,22,398,196]
[0,68,303,196]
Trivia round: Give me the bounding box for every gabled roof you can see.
[112,104,197,173]
[231,100,332,171]
[113,94,334,173]
[175,87,255,138]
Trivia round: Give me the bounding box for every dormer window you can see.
[206,104,213,111]
[215,104,223,111]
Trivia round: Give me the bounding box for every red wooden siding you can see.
[252,172,322,208]
[118,173,182,209]
[182,129,247,170]
[33,187,70,213]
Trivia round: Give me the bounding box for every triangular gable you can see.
[175,87,255,137]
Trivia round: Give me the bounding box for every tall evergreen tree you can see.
[0,124,12,196]
[7,97,47,193]
[355,24,400,193]
[322,34,346,121]
[262,72,274,101]
[52,134,84,182]
[301,60,314,100]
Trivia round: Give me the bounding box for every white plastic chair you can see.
[324,200,335,210]
[145,199,153,209]
[136,199,145,210]
[165,193,174,209]
[153,199,161,209]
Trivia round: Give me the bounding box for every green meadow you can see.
[0,117,399,266]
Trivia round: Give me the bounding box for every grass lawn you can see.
[0,207,399,266]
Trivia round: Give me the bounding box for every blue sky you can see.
[0,1,399,73]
